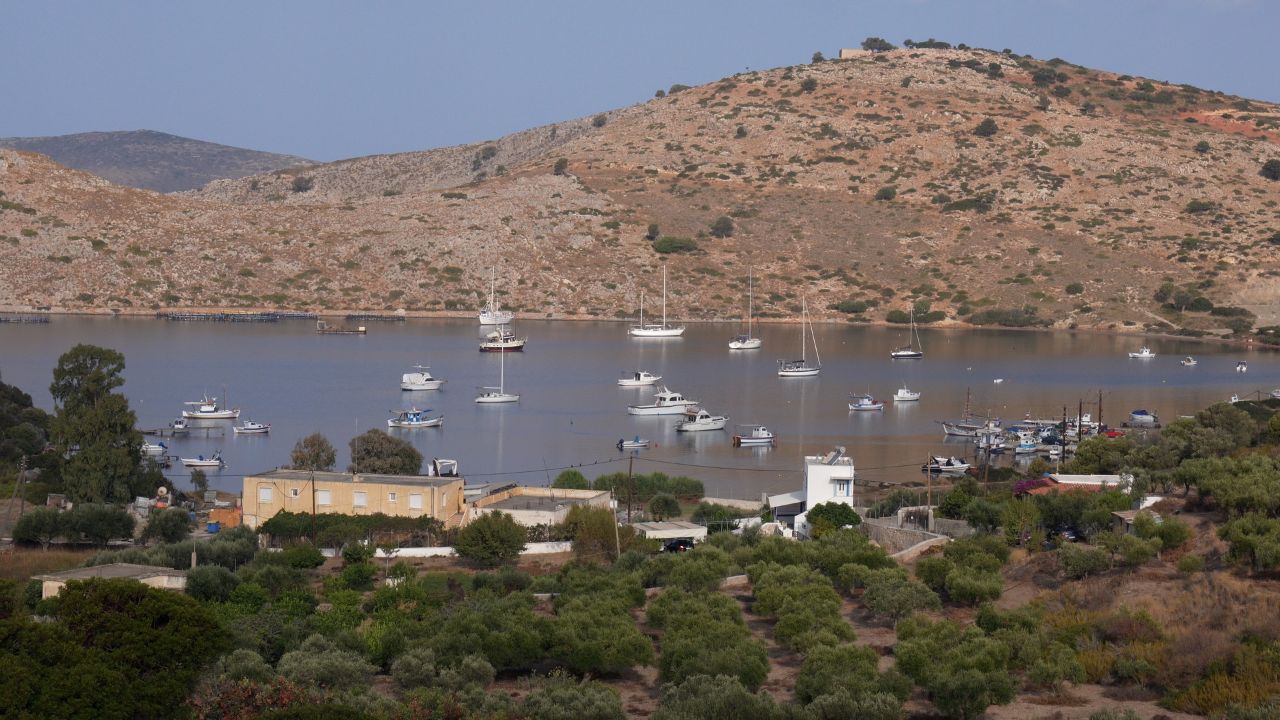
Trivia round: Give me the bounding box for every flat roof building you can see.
[34,563,187,599]
[632,521,708,542]
[242,469,465,529]
[469,486,612,526]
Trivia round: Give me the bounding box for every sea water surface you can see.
[0,317,1274,501]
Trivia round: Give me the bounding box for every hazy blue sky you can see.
[4,1,1275,161]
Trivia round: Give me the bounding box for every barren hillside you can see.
[2,48,1279,333]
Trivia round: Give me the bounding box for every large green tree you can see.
[455,511,526,567]
[49,345,146,503]
[290,433,336,471]
[347,429,421,475]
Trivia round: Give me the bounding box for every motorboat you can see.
[170,418,189,433]
[894,386,922,402]
[940,418,1001,437]
[232,420,271,434]
[890,307,925,359]
[677,408,729,432]
[1128,409,1158,427]
[617,370,661,387]
[479,326,526,352]
[141,440,168,457]
[1271,389,1280,400]
[478,267,515,325]
[401,365,445,391]
[1181,356,1197,367]
[977,430,1007,454]
[182,394,240,419]
[629,265,685,337]
[848,394,885,411]
[627,386,698,416]
[922,456,969,474]
[476,342,519,403]
[1013,432,1039,455]
[1230,394,1241,404]
[1236,361,1248,373]
[617,437,651,451]
[728,267,762,350]
[993,378,1004,384]
[1128,347,1156,359]
[387,408,443,428]
[777,295,821,377]
[733,425,775,447]
[180,452,224,468]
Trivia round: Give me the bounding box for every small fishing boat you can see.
[180,452,224,468]
[1013,433,1039,455]
[401,365,445,391]
[894,386,922,402]
[1236,361,1248,373]
[170,418,189,432]
[890,307,925,359]
[617,370,662,387]
[922,456,969,474]
[941,418,1001,437]
[479,326,526,352]
[627,386,698,416]
[677,408,729,432]
[777,296,821,377]
[316,319,367,335]
[1181,356,1197,367]
[733,424,775,447]
[617,437,651,450]
[387,408,442,428]
[478,267,515,325]
[977,430,1007,454]
[476,345,519,403]
[233,420,271,434]
[1128,346,1156,359]
[1271,389,1280,400]
[728,268,762,350]
[848,394,885,411]
[629,265,686,337]
[182,394,240,420]
[141,440,168,457]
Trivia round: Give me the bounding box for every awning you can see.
[767,490,806,509]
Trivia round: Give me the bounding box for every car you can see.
[662,538,695,553]
[1103,429,1126,438]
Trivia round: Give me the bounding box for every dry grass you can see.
[0,546,95,581]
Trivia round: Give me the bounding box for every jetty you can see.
[344,313,406,322]
[157,311,318,322]
[317,320,367,335]
[0,315,50,324]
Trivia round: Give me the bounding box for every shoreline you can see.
[0,305,1267,351]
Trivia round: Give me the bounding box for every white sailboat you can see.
[629,265,685,337]
[729,268,762,350]
[890,307,924,359]
[476,342,519,403]
[478,267,514,325]
[777,296,821,377]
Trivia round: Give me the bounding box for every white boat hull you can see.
[475,393,519,404]
[388,417,443,428]
[678,418,728,432]
[891,350,924,359]
[729,337,762,350]
[849,402,885,411]
[180,459,223,468]
[182,409,240,419]
[401,374,445,391]
[617,372,661,387]
[894,391,921,402]
[141,443,167,457]
[733,435,775,446]
[629,326,686,337]
[478,310,514,325]
[233,424,270,434]
[778,367,819,377]
[617,440,650,450]
[627,403,696,416]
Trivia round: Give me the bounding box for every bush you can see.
[64,504,135,546]
[1261,159,1280,182]
[800,78,818,93]
[653,236,698,254]
[521,673,624,720]
[291,176,314,193]
[648,589,768,690]
[278,634,376,691]
[12,507,64,549]
[710,215,735,238]
[874,186,897,201]
[280,544,326,569]
[187,564,240,602]
[1177,554,1205,574]
[1059,544,1111,578]
[340,562,376,591]
[553,158,569,175]
[1065,282,1084,295]
[796,643,908,707]
[1185,199,1218,214]
[651,674,784,720]
[942,567,1003,606]
[863,574,941,619]
[142,507,192,544]
[973,118,999,137]
[805,502,862,535]
[648,493,680,521]
[592,114,607,128]
[455,511,526,567]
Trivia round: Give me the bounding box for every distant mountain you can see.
[0,130,310,192]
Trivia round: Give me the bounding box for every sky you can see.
[3,0,1276,162]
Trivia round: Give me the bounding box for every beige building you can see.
[35,563,187,599]
[469,486,612,526]
[242,469,465,529]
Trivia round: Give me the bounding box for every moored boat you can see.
[627,386,698,416]
[387,408,443,428]
[890,307,925,359]
[728,268,762,350]
[848,394,885,411]
[777,296,821,377]
[922,456,969,474]
[479,326,527,352]
[478,267,515,325]
[733,424,776,447]
[629,266,685,337]
[894,386,922,402]
[232,420,270,434]
[618,370,661,387]
[617,437,651,450]
[1128,346,1156,359]
[182,395,240,420]
[1181,356,1197,367]
[141,440,168,457]
[180,451,224,468]
[677,408,729,432]
[401,366,445,391]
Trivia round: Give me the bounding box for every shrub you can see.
[1195,140,1211,154]
[861,37,896,52]
[709,215,735,238]
[143,507,192,544]
[1065,282,1084,295]
[796,643,904,704]
[278,634,376,690]
[1177,554,1205,574]
[548,600,653,675]
[187,564,240,602]
[943,566,1003,606]
[874,186,897,201]
[553,158,569,175]
[64,504,135,546]
[651,674,784,720]
[455,512,526,567]
[649,589,768,690]
[1059,544,1111,578]
[863,574,941,619]
[592,114,607,128]
[280,544,326,569]
[1185,199,1218,214]
[653,236,698,254]
[646,493,680,520]
[340,562,376,591]
[973,118,999,137]
[12,507,64,549]
[1261,159,1280,181]
[216,648,275,683]
[521,673,625,720]
[290,176,314,193]
[805,502,862,533]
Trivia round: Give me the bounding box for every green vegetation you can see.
[973,118,999,137]
[454,511,526,567]
[653,236,698,254]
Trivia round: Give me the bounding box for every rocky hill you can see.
[0,130,310,192]
[2,49,1278,334]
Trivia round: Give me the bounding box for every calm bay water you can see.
[1,317,1274,501]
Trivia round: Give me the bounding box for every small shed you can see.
[631,521,708,542]
[1111,510,1160,535]
[34,563,188,599]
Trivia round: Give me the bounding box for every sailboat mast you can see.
[747,268,753,335]
[800,297,807,362]
[489,267,496,313]
[810,299,821,367]
[661,265,667,328]
[499,340,505,392]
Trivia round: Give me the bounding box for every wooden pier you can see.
[142,426,226,438]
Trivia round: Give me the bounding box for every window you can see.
[441,493,447,508]
[835,480,851,497]
[353,491,367,508]
[258,487,273,503]
[409,494,423,510]
[315,490,332,506]
[388,492,397,503]
[290,488,301,499]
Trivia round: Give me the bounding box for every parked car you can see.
[662,538,695,553]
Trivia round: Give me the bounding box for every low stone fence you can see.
[861,518,945,555]
[372,541,573,559]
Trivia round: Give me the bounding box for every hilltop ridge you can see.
[2,48,1279,335]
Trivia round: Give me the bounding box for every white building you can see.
[767,447,856,539]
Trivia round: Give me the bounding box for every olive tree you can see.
[455,511,526,567]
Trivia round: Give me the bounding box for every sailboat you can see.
[629,265,685,337]
[729,268,762,350]
[890,307,924,359]
[777,296,821,377]
[475,342,519,403]
[478,267,514,325]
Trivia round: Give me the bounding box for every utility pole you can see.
[925,455,933,509]
[626,454,635,523]
[310,470,317,543]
